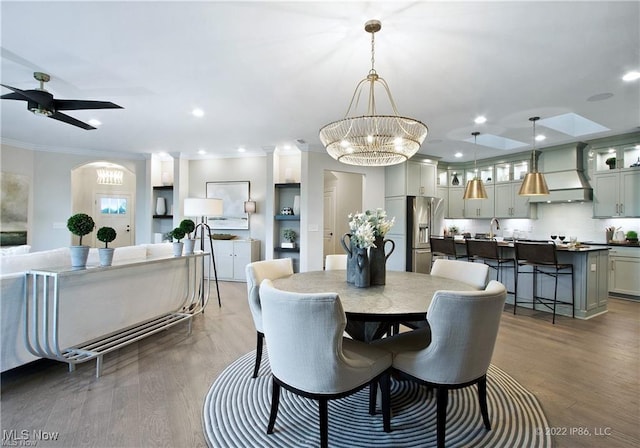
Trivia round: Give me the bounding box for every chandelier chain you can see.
[370,29,376,75]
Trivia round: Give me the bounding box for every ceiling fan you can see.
[1,72,123,130]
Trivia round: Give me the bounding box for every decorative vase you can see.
[156,197,166,216]
[341,233,356,284]
[369,236,395,286]
[354,246,370,288]
[69,245,90,268]
[98,248,115,267]
[172,242,184,256]
[293,195,300,216]
[452,174,460,186]
[184,238,196,255]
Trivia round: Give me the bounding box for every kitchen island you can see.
[447,239,610,319]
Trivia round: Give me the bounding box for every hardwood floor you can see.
[1,281,638,448]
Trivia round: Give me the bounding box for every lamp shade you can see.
[463,178,489,199]
[184,198,223,217]
[518,172,550,196]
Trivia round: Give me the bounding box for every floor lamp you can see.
[184,198,223,308]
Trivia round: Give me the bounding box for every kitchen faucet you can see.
[489,217,500,239]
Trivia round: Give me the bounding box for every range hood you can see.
[528,142,593,203]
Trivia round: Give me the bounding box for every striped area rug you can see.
[203,351,551,447]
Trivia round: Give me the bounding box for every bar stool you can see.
[514,242,574,324]
[465,239,517,296]
[430,237,466,266]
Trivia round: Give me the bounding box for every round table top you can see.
[272,270,476,320]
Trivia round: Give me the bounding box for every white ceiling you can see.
[1,1,639,163]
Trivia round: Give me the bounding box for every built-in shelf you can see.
[274,247,300,253]
[275,215,300,221]
[153,185,174,190]
[153,215,173,219]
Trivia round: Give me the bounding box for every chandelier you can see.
[463,132,488,199]
[518,116,550,196]
[319,20,428,166]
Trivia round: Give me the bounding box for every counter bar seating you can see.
[514,242,574,324]
[430,237,467,266]
[466,239,517,296]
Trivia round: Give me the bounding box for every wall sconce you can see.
[244,200,257,214]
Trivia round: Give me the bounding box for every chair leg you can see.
[319,398,329,448]
[368,380,377,416]
[267,379,280,434]
[477,376,491,430]
[436,387,448,448]
[513,265,519,315]
[380,372,391,433]
[253,332,264,378]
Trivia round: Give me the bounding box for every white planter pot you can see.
[172,242,184,256]
[184,239,196,255]
[281,242,296,249]
[69,245,90,268]
[99,248,115,266]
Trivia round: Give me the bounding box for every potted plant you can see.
[66,213,95,268]
[626,230,638,244]
[605,157,616,169]
[180,219,197,255]
[168,227,186,256]
[282,228,297,249]
[96,226,117,266]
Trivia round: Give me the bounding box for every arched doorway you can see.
[70,162,136,248]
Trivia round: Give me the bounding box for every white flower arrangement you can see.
[348,208,395,249]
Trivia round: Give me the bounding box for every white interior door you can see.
[323,187,337,262]
[94,193,134,248]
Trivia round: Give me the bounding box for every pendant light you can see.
[518,116,550,196]
[318,20,428,166]
[463,132,488,199]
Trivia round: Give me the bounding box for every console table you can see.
[24,252,209,377]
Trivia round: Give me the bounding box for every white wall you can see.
[1,145,149,251]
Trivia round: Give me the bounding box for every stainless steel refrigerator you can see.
[406,196,444,273]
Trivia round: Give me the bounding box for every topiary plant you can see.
[168,227,186,242]
[67,213,95,246]
[97,227,117,248]
[179,219,196,239]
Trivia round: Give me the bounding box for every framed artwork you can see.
[206,181,250,230]
[0,172,29,246]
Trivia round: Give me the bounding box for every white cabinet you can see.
[464,185,495,218]
[212,239,260,282]
[494,182,537,218]
[593,170,640,217]
[609,246,640,297]
[447,187,465,219]
[385,161,437,197]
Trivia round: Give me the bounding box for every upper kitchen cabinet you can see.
[494,182,537,218]
[385,159,437,197]
[591,136,640,217]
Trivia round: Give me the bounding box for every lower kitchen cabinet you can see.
[211,239,260,282]
[609,246,640,298]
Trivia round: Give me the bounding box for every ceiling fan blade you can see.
[54,99,123,110]
[1,92,28,101]
[1,84,53,106]
[49,111,96,130]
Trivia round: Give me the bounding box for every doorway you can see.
[323,170,363,265]
[94,193,133,247]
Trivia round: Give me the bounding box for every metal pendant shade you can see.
[463,132,488,199]
[319,20,428,166]
[519,117,550,196]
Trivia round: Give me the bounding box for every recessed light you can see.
[88,119,101,127]
[238,147,246,153]
[474,116,487,124]
[455,152,463,158]
[622,71,640,81]
[198,149,206,155]
[535,134,546,142]
[192,108,204,117]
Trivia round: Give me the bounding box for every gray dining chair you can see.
[373,280,507,448]
[325,254,347,270]
[259,279,392,448]
[245,258,294,378]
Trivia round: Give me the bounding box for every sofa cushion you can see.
[0,247,69,275]
[0,245,31,256]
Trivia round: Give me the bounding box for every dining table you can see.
[272,270,476,341]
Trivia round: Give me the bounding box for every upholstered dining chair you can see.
[245,258,294,378]
[259,279,392,448]
[325,253,347,270]
[430,258,489,289]
[373,280,507,448]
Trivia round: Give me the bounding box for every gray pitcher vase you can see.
[340,233,356,284]
[369,236,395,285]
[354,246,370,288]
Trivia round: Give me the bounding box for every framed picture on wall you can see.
[205,181,250,230]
